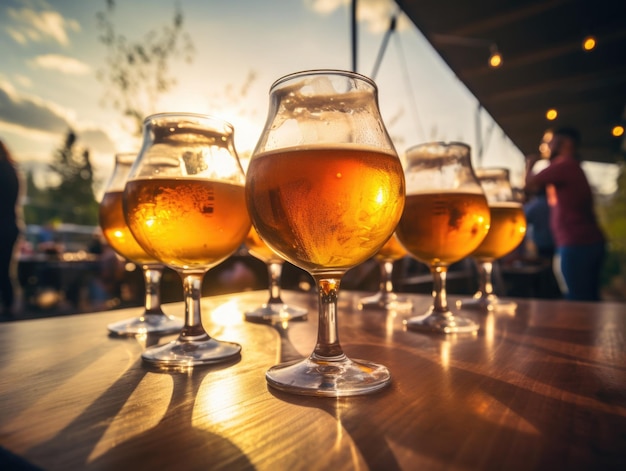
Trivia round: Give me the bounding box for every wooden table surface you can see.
[1,290,625,471]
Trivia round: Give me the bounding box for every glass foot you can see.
[405,308,479,334]
[358,292,413,311]
[266,355,391,397]
[107,313,184,336]
[141,335,241,367]
[456,294,518,313]
[245,303,308,323]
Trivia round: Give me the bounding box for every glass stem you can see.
[379,259,395,300]
[266,262,284,305]
[142,264,164,315]
[312,276,345,360]
[178,272,209,341]
[478,260,494,298]
[431,265,449,315]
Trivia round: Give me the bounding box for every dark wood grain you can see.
[1,290,625,470]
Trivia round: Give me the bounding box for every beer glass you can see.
[99,152,183,336]
[124,113,251,367]
[396,142,490,334]
[244,226,308,323]
[357,233,413,311]
[457,168,527,312]
[246,70,405,396]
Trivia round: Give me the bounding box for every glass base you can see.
[107,313,184,336]
[245,303,308,323]
[266,355,391,397]
[405,308,479,334]
[357,292,413,311]
[141,336,241,367]
[456,293,518,313]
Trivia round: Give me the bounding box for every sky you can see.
[0,0,618,200]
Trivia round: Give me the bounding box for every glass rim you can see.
[142,112,235,133]
[269,68,377,91]
[405,141,471,154]
[474,166,511,176]
[114,152,138,163]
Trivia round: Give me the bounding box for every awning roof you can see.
[395,0,626,164]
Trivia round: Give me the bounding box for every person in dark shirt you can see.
[525,127,606,301]
[0,140,21,317]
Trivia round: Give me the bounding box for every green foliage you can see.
[23,130,99,226]
[598,161,626,281]
[22,170,50,225]
[599,162,626,251]
[96,0,195,134]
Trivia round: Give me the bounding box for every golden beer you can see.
[246,225,282,264]
[125,177,250,269]
[246,146,405,273]
[396,192,490,265]
[472,202,527,261]
[374,233,407,262]
[99,190,157,264]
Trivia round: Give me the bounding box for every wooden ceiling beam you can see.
[447,0,568,37]
[460,29,626,80]
[479,68,626,103]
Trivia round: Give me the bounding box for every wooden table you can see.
[1,290,625,470]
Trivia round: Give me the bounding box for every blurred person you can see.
[0,140,22,318]
[524,187,556,260]
[521,187,562,299]
[525,127,606,301]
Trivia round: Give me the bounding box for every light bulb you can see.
[488,50,502,68]
[582,35,596,51]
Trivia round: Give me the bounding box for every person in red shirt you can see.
[525,127,606,301]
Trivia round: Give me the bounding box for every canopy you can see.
[395,0,626,164]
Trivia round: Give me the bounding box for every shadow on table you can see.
[25,359,254,471]
[269,342,626,470]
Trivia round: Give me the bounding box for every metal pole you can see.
[371,15,397,80]
[351,0,357,72]
[475,104,483,167]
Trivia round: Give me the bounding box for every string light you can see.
[612,125,624,137]
[488,45,502,68]
[546,109,558,121]
[430,34,503,70]
[582,35,596,51]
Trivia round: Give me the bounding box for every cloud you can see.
[306,0,411,33]
[6,7,80,46]
[307,0,348,15]
[0,81,70,134]
[30,54,91,75]
[77,128,116,155]
[13,74,33,88]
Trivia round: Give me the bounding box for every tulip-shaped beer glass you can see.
[357,233,412,311]
[246,70,405,396]
[458,168,527,312]
[396,142,490,334]
[244,225,308,323]
[100,152,183,336]
[124,113,251,367]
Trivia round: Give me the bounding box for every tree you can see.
[599,164,626,249]
[48,131,99,224]
[22,131,100,226]
[597,161,626,296]
[96,0,195,134]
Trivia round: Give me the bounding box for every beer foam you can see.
[489,201,523,208]
[404,187,485,196]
